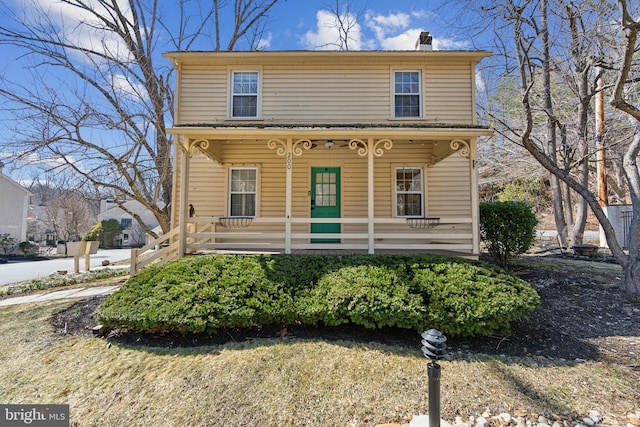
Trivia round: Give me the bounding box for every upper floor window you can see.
[394,71,421,118]
[120,218,133,229]
[230,168,257,217]
[395,167,423,217]
[231,71,259,118]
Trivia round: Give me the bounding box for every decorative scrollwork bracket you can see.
[450,139,470,158]
[267,138,313,157]
[348,138,393,157]
[185,138,210,157]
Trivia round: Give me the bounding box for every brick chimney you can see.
[415,31,433,51]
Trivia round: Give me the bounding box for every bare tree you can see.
[609,0,640,292]
[0,0,281,237]
[447,0,640,293]
[43,191,95,243]
[499,0,640,294]
[314,0,368,50]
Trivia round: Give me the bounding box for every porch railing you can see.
[189,216,472,250]
[130,227,180,275]
[130,216,474,275]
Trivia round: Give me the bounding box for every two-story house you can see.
[98,199,161,247]
[131,34,492,272]
[0,162,32,252]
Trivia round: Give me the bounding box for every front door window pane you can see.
[315,172,337,207]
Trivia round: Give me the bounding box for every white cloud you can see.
[379,29,423,50]
[302,9,364,50]
[364,8,472,51]
[410,10,435,20]
[256,32,273,50]
[111,74,146,101]
[476,70,486,93]
[19,0,133,63]
[370,12,411,31]
[366,11,410,47]
[432,37,471,50]
[0,150,71,174]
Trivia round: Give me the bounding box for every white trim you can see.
[229,69,261,119]
[228,166,258,217]
[393,166,424,218]
[392,69,422,118]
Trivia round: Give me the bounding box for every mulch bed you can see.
[50,253,640,370]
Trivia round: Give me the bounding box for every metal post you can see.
[421,329,448,427]
[428,362,441,427]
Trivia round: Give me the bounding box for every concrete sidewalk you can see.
[0,285,120,307]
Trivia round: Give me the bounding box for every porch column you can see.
[367,138,375,254]
[268,138,312,254]
[285,138,293,254]
[350,138,392,254]
[178,144,190,258]
[470,138,480,255]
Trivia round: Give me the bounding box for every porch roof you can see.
[167,123,493,140]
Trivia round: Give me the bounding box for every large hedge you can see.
[96,254,540,338]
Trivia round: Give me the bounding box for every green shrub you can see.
[0,234,17,255]
[298,264,425,329]
[411,261,541,336]
[497,178,550,213]
[96,254,540,338]
[18,241,39,257]
[83,223,103,242]
[84,219,121,248]
[480,201,538,268]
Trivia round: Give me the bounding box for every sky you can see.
[0,0,481,184]
[262,0,474,51]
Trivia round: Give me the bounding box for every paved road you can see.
[0,249,132,286]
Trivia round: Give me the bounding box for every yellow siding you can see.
[427,154,472,235]
[425,64,474,124]
[177,62,476,125]
[263,67,390,122]
[179,65,228,123]
[427,154,471,216]
[188,153,225,217]
[174,142,473,245]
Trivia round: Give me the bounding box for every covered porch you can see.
[131,125,491,274]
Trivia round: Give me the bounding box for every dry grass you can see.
[0,300,638,427]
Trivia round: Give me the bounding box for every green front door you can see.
[311,167,340,243]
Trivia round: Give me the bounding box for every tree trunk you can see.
[541,0,569,248]
[623,259,640,295]
[552,177,568,247]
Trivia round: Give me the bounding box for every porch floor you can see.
[186,248,478,259]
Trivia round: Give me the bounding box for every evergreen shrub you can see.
[18,241,39,257]
[480,201,538,268]
[96,254,540,338]
[84,219,121,248]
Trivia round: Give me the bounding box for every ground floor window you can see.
[229,168,257,216]
[395,167,423,217]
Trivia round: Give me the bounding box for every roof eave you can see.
[167,125,494,140]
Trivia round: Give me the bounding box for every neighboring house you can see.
[0,163,33,251]
[98,199,160,247]
[133,33,492,272]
